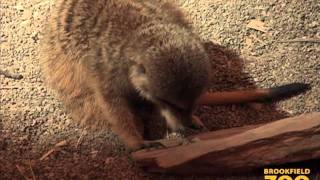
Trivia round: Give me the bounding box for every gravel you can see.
[0,0,319,179]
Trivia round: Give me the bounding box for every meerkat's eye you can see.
[136,64,146,74]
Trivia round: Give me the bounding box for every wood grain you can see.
[132,113,320,174]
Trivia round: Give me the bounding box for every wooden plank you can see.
[131,113,320,174]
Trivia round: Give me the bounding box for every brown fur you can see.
[40,0,210,150]
[40,0,311,150]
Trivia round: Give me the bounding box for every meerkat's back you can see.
[41,0,190,87]
[41,0,189,118]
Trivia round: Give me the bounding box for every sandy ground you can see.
[0,0,319,179]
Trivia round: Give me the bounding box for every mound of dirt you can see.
[1,0,319,179]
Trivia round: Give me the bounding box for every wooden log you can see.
[131,112,320,174]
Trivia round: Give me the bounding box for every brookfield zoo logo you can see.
[264,168,311,180]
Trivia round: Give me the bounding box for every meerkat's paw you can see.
[140,140,166,150]
[129,140,165,152]
[190,115,207,130]
[166,132,193,147]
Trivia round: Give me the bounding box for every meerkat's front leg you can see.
[105,98,164,150]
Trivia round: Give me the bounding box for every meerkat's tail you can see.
[198,83,311,106]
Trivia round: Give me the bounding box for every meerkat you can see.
[40,0,310,150]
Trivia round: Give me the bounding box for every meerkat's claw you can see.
[129,140,165,152]
[140,140,166,150]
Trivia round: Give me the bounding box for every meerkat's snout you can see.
[160,108,185,132]
[159,106,194,133]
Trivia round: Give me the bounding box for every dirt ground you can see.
[0,0,319,179]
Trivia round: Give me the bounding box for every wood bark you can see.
[131,113,320,174]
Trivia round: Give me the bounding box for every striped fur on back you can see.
[40,0,210,149]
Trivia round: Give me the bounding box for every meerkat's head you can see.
[129,24,210,132]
